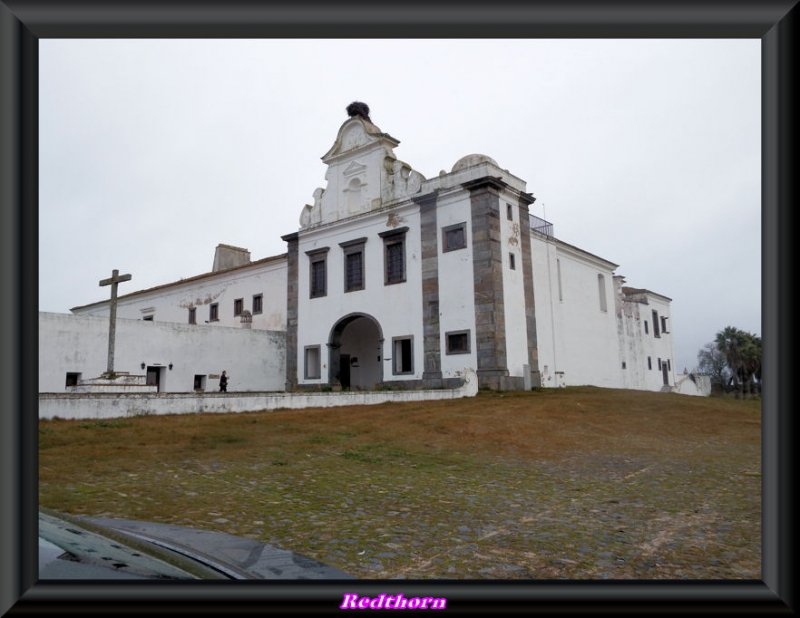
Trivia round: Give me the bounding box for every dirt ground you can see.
[39,386,762,580]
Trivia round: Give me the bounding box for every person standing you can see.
[219,370,229,392]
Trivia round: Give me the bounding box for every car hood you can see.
[39,508,355,580]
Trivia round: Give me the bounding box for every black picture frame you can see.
[2,1,795,615]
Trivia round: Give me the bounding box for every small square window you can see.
[442,222,467,252]
[252,294,263,314]
[234,298,243,317]
[65,372,80,388]
[446,330,471,355]
[188,307,196,324]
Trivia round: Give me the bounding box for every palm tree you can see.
[715,326,746,398]
[740,332,762,397]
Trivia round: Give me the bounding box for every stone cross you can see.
[99,269,132,375]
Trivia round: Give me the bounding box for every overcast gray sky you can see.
[38,38,761,376]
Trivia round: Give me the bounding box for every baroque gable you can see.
[299,104,425,230]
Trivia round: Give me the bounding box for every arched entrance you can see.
[328,313,383,390]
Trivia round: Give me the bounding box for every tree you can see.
[713,326,761,398]
[739,332,762,396]
[696,342,730,393]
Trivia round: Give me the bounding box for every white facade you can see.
[72,249,287,332]
[39,312,286,393]
[40,103,691,395]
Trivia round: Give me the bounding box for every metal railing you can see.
[530,214,553,237]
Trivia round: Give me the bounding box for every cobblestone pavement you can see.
[150,444,760,580]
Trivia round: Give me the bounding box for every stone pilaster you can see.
[464,177,509,390]
[281,232,299,391]
[415,192,442,387]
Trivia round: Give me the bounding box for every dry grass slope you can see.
[39,387,761,580]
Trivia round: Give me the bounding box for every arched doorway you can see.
[328,313,383,390]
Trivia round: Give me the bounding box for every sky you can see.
[38,38,761,376]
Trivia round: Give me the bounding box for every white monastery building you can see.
[40,103,705,397]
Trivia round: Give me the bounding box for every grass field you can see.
[38,386,761,580]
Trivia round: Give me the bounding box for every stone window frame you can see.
[252,293,263,315]
[379,227,408,286]
[188,307,196,324]
[339,238,367,293]
[306,247,330,298]
[233,298,244,317]
[209,302,219,322]
[445,329,471,355]
[441,222,467,253]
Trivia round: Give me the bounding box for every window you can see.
[506,203,514,220]
[188,307,196,324]
[385,241,404,284]
[379,227,408,285]
[305,346,321,379]
[598,274,607,312]
[621,362,627,369]
[340,238,367,292]
[648,356,652,370]
[65,372,80,388]
[661,316,668,334]
[234,298,243,317]
[644,320,649,334]
[442,222,467,252]
[193,375,206,391]
[210,303,219,321]
[667,359,671,371]
[658,358,662,370]
[652,310,661,337]
[446,330,471,355]
[392,337,414,375]
[306,247,329,298]
[143,315,154,322]
[509,252,516,270]
[252,294,263,315]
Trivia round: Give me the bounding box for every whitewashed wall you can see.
[39,368,479,421]
[435,190,478,380]
[531,236,623,388]
[296,203,424,386]
[71,256,288,331]
[39,312,286,393]
[500,190,531,378]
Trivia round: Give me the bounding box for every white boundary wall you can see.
[39,369,478,420]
